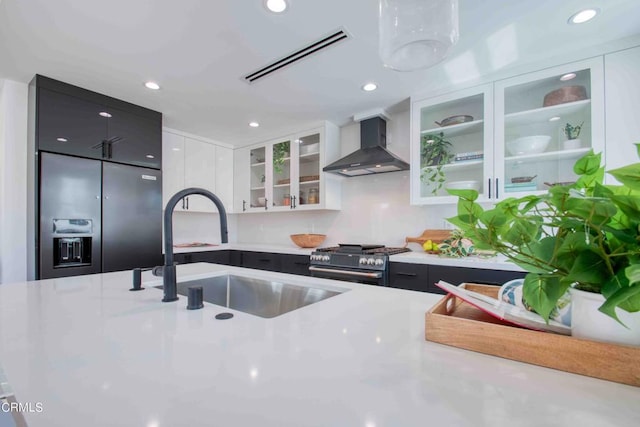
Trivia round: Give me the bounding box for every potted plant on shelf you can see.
[273,141,290,174]
[420,132,454,195]
[446,148,640,346]
[562,121,583,150]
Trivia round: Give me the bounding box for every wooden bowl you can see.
[290,234,326,248]
[543,85,587,107]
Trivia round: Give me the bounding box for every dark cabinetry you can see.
[175,250,234,266]
[389,262,526,295]
[241,251,281,272]
[280,254,311,276]
[35,75,162,169]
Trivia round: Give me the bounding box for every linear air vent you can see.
[243,28,350,83]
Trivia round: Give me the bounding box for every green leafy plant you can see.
[439,229,475,258]
[273,141,290,174]
[446,147,640,324]
[420,132,454,195]
[564,122,584,140]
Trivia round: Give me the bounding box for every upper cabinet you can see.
[34,75,162,169]
[234,122,341,213]
[411,84,493,204]
[410,57,604,204]
[162,130,234,214]
[494,57,604,198]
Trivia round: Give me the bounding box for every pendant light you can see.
[379,0,459,71]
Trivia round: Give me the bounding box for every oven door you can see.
[309,265,385,285]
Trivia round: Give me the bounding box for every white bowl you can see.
[507,135,551,156]
[445,180,480,191]
[257,197,266,207]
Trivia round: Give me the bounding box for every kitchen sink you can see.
[156,274,346,318]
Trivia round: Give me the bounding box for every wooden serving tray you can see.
[425,284,640,387]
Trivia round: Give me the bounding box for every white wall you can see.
[234,110,457,248]
[171,211,238,245]
[0,79,29,284]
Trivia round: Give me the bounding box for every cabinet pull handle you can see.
[488,178,492,199]
[292,195,297,209]
[396,272,417,277]
[242,200,247,212]
[186,197,189,210]
[293,261,308,265]
[264,198,268,210]
[495,178,499,199]
[182,198,185,209]
[259,258,271,263]
[290,195,294,210]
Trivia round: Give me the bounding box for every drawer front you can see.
[389,262,430,292]
[280,254,311,276]
[241,251,281,272]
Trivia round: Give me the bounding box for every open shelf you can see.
[250,186,265,191]
[273,183,291,188]
[505,99,591,128]
[422,159,484,172]
[421,119,484,138]
[251,162,265,167]
[299,180,320,185]
[504,147,591,164]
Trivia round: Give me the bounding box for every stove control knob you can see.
[323,255,330,262]
[359,257,367,265]
[367,258,376,265]
[375,259,384,266]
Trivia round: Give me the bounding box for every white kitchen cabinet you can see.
[410,84,494,205]
[494,57,604,198]
[234,122,341,213]
[162,130,233,214]
[410,57,604,205]
[604,46,640,183]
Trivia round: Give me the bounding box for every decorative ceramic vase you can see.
[570,288,640,346]
[562,138,581,150]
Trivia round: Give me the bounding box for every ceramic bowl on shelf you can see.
[506,135,551,156]
[445,180,481,191]
[257,197,266,207]
[290,234,326,248]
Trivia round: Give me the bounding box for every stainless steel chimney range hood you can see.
[323,116,409,177]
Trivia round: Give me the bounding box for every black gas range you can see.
[309,244,411,286]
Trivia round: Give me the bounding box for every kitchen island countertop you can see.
[0,263,636,426]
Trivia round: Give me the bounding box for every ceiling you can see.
[1,0,639,147]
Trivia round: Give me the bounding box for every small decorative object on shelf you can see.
[273,141,290,174]
[420,132,454,195]
[447,147,640,346]
[563,121,584,150]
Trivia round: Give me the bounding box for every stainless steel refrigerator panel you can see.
[101,163,162,272]
[39,152,102,279]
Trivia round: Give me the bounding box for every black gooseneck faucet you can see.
[161,188,228,302]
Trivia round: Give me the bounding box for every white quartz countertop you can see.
[1,263,636,427]
[173,243,525,271]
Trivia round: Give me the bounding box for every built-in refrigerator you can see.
[38,152,162,279]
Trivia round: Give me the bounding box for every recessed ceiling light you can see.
[560,73,577,81]
[146,154,155,159]
[362,82,378,92]
[249,121,260,128]
[342,169,348,172]
[265,0,288,13]
[172,147,181,152]
[549,116,561,122]
[56,137,68,142]
[568,8,599,24]
[144,81,160,90]
[99,112,112,118]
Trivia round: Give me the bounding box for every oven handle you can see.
[309,266,383,279]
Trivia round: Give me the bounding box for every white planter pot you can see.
[570,288,640,346]
[562,138,581,150]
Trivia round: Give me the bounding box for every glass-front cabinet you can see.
[494,57,604,198]
[235,122,341,213]
[411,84,493,204]
[410,57,604,204]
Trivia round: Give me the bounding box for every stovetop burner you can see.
[315,244,411,256]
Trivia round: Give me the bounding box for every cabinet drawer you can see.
[280,254,311,276]
[241,251,281,272]
[389,262,430,292]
